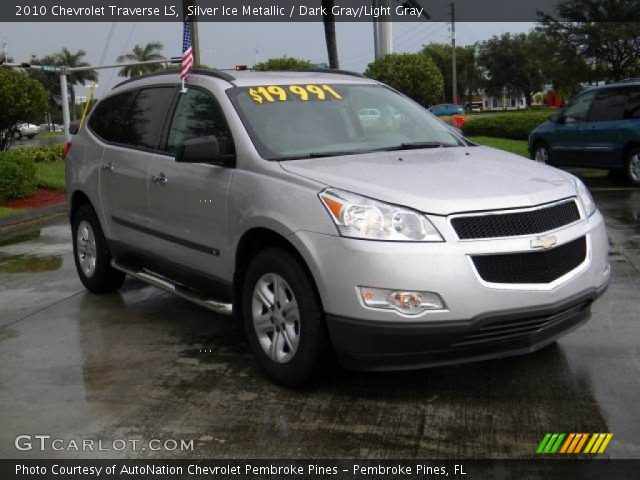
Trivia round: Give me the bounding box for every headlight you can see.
[319,188,443,242]
[574,178,596,217]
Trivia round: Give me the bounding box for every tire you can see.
[625,147,640,187]
[242,248,325,386]
[13,130,21,140]
[533,141,551,164]
[72,204,125,293]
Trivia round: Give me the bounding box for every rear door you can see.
[97,86,175,246]
[546,90,596,165]
[145,87,235,279]
[582,87,628,167]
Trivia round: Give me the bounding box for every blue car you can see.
[528,80,640,186]
[429,103,464,117]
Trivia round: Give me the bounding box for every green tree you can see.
[528,31,591,98]
[477,33,546,107]
[28,55,63,127]
[537,0,640,82]
[422,43,482,104]
[117,42,167,78]
[253,56,314,71]
[56,48,97,120]
[0,68,47,150]
[364,53,443,106]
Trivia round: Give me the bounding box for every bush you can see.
[254,56,314,71]
[364,53,444,106]
[0,151,37,201]
[10,144,64,163]
[461,111,550,140]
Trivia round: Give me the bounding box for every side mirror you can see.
[69,120,81,135]
[175,136,235,167]
[549,114,560,123]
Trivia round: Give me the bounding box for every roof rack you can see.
[283,68,367,78]
[612,78,640,84]
[113,68,236,89]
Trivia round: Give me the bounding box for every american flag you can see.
[181,19,194,79]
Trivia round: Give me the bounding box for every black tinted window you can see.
[625,87,640,119]
[563,91,595,122]
[88,91,136,142]
[165,89,234,155]
[589,89,627,122]
[120,87,175,149]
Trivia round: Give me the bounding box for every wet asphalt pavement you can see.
[0,172,638,460]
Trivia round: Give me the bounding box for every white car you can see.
[16,123,39,139]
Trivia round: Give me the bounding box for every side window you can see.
[589,89,627,122]
[625,87,640,119]
[563,91,596,123]
[119,87,175,150]
[165,89,234,155]
[88,90,136,142]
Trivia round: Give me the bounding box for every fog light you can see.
[359,287,445,314]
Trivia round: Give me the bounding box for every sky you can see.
[0,21,534,97]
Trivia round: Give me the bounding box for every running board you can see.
[111,260,233,316]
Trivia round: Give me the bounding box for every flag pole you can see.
[183,0,200,66]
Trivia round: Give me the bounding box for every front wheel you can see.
[72,204,125,293]
[533,141,551,164]
[625,147,640,187]
[242,248,325,386]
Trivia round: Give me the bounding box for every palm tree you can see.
[117,42,166,78]
[321,0,339,69]
[56,48,97,121]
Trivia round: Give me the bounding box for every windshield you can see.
[227,83,465,160]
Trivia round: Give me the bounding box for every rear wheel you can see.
[533,141,551,164]
[242,248,324,386]
[72,204,125,293]
[625,147,640,187]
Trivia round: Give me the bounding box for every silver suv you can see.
[66,69,610,385]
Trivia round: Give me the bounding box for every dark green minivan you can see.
[528,81,640,186]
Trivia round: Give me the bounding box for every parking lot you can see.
[0,172,638,459]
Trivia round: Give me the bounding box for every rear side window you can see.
[119,87,175,150]
[625,87,640,119]
[88,90,136,142]
[589,88,627,122]
[165,88,234,155]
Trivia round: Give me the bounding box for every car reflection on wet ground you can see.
[0,171,638,459]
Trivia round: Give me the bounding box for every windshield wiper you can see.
[274,150,378,161]
[380,141,456,151]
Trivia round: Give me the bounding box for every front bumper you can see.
[327,285,607,371]
[290,208,610,369]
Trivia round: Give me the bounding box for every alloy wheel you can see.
[534,145,549,164]
[76,220,97,278]
[630,152,640,183]
[251,273,301,364]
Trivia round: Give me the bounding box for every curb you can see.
[0,203,67,228]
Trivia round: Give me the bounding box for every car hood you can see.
[279,146,577,215]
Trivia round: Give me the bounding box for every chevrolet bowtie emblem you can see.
[531,235,558,250]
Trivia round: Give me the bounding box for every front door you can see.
[548,90,596,165]
[146,87,235,281]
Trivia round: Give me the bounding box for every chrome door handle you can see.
[101,162,115,172]
[152,174,168,184]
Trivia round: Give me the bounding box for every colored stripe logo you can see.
[536,433,613,454]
